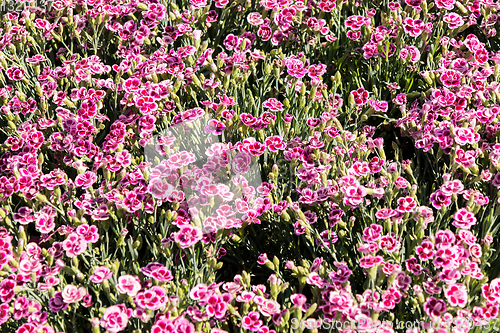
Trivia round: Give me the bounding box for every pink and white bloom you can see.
[116,275,142,297]
[445,283,468,308]
[62,285,87,304]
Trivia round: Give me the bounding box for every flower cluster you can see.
[1,0,500,332]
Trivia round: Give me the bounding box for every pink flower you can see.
[416,241,435,261]
[62,285,87,304]
[174,225,203,248]
[232,152,252,174]
[396,196,417,213]
[452,208,477,229]
[100,304,131,333]
[484,235,494,245]
[135,96,158,114]
[6,66,25,81]
[441,70,462,87]
[482,278,500,302]
[242,311,263,332]
[429,190,452,210]
[284,59,308,78]
[258,299,280,317]
[148,178,174,201]
[381,287,402,309]
[237,291,255,303]
[240,138,266,156]
[90,267,113,283]
[35,212,55,234]
[76,224,99,243]
[402,17,424,37]
[116,275,142,297]
[306,272,324,287]
[399,46,420,63]
[379,234,401,253]
[257,253,268,265]
[205,294,228,319]
[290,294,307,311]
[345,15,370,30]
[375,208,397,219]
[362,224,382,242]
[141,263,174,282]
[75,171,98,189]
[453,127,480,145]
[189,283,208,301]
[262,98,283,112]
[423,297,447,317]
[369,99,388,113]
[26,55,46,64]
[359,255,383,268]
[435,0,455,9]
[62,233,87,258]
[135,286,168,310]
[204,119,226,135]
[443,12,464,29]
[445,283,468,308]
[0,303,10,325]
[308,64,326,78]
[265,136,285,152]
[351,88,369,106]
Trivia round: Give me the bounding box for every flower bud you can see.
[304,303,317,319]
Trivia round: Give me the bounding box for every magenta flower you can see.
[232,152,252,174]
[262,98,283,112]
[416,241,435,261]
[75,171,98,189]
[452,208,477,229]
[174,225,203,248]
[135,286,168,311]
[351,88,369,106]
[443,12,464,29]
[402,17,424,37]
[290,294,307,311]
[100,305,131,333]
[429,190,452,210]
[482,278,500,302]
[206,294,228,319]
[359,255,383,268]
[440,69,462,87]
[90,267,113,283]
[345,15,370,30]
[148,178,175,201]
[242,311,263,332]
[204,119,227,135]
[6,66,25,81]
[141,263,174,282]
[445,283,468,308]
[284,58,308,78]
[423,297,447,317]
[76,224,99,243]
[62,233,87,258]
[257,253,268,265]
[265,136,285,152]
[49,292,68,313]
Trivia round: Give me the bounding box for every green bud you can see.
[265,261,275,271]
[272,256,280,269]
[304,303,317,319]
[348,92,355,107]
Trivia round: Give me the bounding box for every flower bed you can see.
[1,0,500,332]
